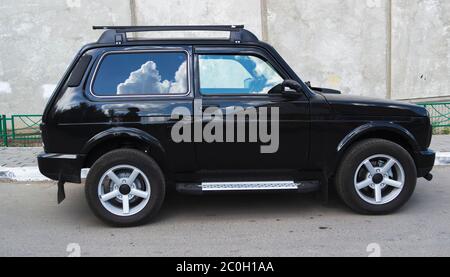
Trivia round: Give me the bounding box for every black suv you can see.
[38,25,435,226]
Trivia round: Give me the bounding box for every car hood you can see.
[322,93,428,118]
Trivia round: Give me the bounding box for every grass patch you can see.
[433,127,450,135]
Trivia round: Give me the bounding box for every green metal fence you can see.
[0,114,6,146]
[418,102,450,128]
[0,114,42,147]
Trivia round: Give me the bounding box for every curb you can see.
[0,167,89,182]
[1,153,449,182]
[436,152,450,166]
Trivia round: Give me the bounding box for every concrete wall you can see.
[392,0,450,101]
[0,0,448,115]
[0,0,131,115]
[134,0,262,38]
[266,0,389,99]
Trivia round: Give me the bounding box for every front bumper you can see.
[37,153,85,183]
[415,149,436,178]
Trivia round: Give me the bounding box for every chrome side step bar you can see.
[176,181,320,194]
[201,181,299,191]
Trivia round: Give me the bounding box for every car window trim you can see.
[89,49,192,98]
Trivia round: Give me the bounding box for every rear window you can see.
[92,51,188,96]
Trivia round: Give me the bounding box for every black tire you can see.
[85,149,165,227]
[335,139,417,215]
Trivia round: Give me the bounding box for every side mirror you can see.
[281,79,303,98]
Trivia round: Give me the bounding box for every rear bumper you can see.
[415,149,436,178]
[37,153,85,183]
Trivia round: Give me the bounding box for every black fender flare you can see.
[333,122,420,172]
[338,122,420,153]
[81,127,168,170]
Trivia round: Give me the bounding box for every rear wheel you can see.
[336,139,417,214]
[85,149,165,226]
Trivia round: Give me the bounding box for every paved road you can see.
[0,166,449,257]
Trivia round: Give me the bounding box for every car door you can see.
[194,47,310,170]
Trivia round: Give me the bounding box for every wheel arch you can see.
[81,127,168,174]
[333,122,420,174]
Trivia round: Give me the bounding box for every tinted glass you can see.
[199,55,283,95]
[92,52,188,96]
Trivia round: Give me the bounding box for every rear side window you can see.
[67,54,92,87]
[92,51,188,96]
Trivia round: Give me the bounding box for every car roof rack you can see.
[93,25,259,45]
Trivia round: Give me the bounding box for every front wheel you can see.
[85,149,165,226]
[335,139,417,214]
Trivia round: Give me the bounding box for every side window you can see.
[92,51,188,96]
[199,54,284,95]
